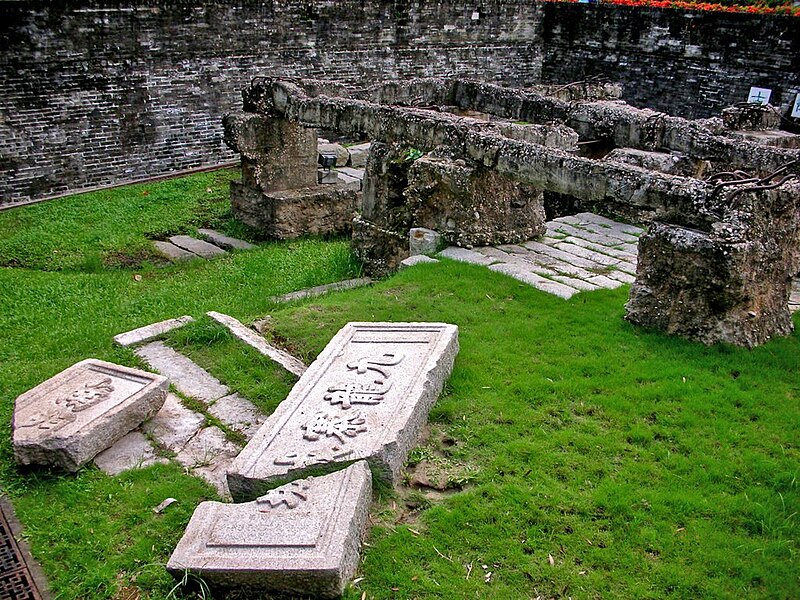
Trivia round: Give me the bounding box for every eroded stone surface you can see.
[142,393,205,453]
[134,342,229,404]
[176,426,240,499]
[209,393,266,440]
[13,359,168,472]
[168,461,372,598]
[113,315,195,347]
[94,431,167,476]
[228,322,459,501]
[409,227,442,256]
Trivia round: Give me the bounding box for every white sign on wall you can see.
[791,94,800,119]
[747,86,772,105]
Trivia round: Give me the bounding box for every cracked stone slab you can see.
[207,311,306,377]
[113,315,195,347]
[143,393,205,453]
[438,246,496,266]
[12,359,168,472]
[228,322,459,501]
[209,393,266,440]
[153,241,197,262]
[167,461,371,599]
[169,235,227,258]
[197,229,255,250]
[176,426,240,499]
[134,342,229,404]
[94,430,167,476]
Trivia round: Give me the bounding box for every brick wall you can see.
[1,1,797,206]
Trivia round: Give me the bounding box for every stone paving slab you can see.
[552,241,637,275]
[489,262,579,299]
[558,236,637,262]
[207,311,307,377]
[399,255,439,269]
[153,241,197,262]
[572,212,644,236]
[176,426,240,499]
[12,359,168,472]
[228,322,459,501]
[134,342,229,404]
[479,247,593,291]
[438,246,497,266]
[270,278,373,303]
[143,392,205,454]
[519,241,622,287]
[94,431,167,475]
[169,235,227,259]
[547,221,632,248]
[167,461,372,599]
[113,315,195,347]
[197,229,255,250]
[338,166,365,180]
[552,216,640,244]
[209,393,266,441]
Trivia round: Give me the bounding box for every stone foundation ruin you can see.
[224,77,799,347]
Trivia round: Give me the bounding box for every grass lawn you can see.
[0,170,798,599]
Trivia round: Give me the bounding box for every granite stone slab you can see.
[168,235,227,259]
[168,461,372,598]
[153,241,197,262]
[176,426,240,499]
[269,278,372,303]
[197,228,255,250]
[13,359,168,472]
[134,342,229,404]
[142,393,205,453]
[113,315,195,347]
[209,393,266,440]
[207,311,307,377]
[438,246,497,266]
[228,322,459,501]
[94,430,167,476]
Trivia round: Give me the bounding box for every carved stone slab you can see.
[228,322,458,501]
[168,461,372,599]
[12,359,168,472]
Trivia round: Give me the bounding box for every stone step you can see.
[197,228,255,250]
[207,311,307,377]
[338,166,365,180]
[169,235,227,259]
[552,241,637,275]
[167,461,372,598]
[558,235,637,262]
[269,277,372,303]
[113,315,195,347]
[134,341,230,404]
[227,322,459,501]
[153,241,198,262]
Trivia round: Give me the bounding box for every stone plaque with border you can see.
[227,322,458,501]
[12,359,168,472]
[167,461,372,599]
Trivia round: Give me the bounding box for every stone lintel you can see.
[12,359,168,472]
[227,322,459,502]
[168,461,372,599]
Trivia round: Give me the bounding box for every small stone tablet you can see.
[167,461,372,599]
[228,322,458,501]
[12,359,168,472]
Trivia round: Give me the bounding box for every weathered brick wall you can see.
[0,0,544,205]
[1,1,797,206]
[540,5,799,121]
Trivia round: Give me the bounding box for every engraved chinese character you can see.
[257,480,312,510]
[324,381,392,409]
[347,352,404,380]
[57,377,114,413]
[19,407,76,431]
[301,411,367,443]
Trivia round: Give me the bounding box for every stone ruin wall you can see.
[2,0,799,207]
[224,76,800,347]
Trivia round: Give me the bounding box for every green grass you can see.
[0,171,798,599]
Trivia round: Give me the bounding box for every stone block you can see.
[318,142,350,166]
[13,359,168,472]
[227,322,459,501]
[399,255,439,269]
[196,229,255,250]
[351,216,408,277]
[94,431,167,476]
[153,241,197,262]
[231,180,358,239]
[318,168,339,184]
[167,461,372,599]
[346,143,371,168]
[721,104,780,131]
[409,227,442,256]
[113,316,195,347]
[602,148,708,177]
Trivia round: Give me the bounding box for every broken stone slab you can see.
[399,255,439,269]
[269,278,373,303]
[153,241,197,262]
[94,430,167,476]
[438,246,497,266]
[113,315,195,347]
[168,235,227,259]
[134,342,229,404]
[176,426,240,499]
[227,322,459,501]
[409,227,442,256]
[336,171,363,191]
[197,228,255,251]
[13,359,168,472]
[206,311,307,377]
[346,143,371,168]
[209,393,266,441]
[142,393,205,454]
[167,461,372,599]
